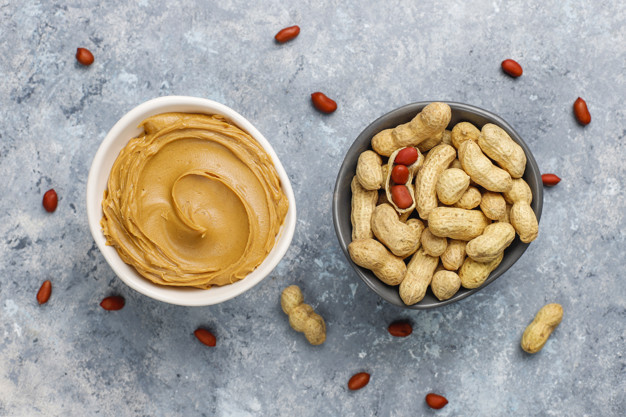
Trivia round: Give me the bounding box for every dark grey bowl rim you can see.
[332,101,543,310]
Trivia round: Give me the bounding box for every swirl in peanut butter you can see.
[101,113,289,289]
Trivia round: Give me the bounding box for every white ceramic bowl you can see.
[86,96,297,306]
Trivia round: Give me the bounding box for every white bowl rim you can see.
[86,96,296,306]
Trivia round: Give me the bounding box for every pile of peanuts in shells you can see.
[35,24,587,407]
[349,101,540,306]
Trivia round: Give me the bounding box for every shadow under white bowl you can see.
[86,96,296,306]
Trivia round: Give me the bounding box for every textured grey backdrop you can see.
[1,0,624,416]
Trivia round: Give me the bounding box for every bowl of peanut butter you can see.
[87,96,296,306]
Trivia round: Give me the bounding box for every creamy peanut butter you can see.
[101,112,289,289]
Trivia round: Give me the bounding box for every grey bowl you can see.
[332,102,543,309]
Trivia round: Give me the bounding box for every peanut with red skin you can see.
[348,372,370,390]
[390,185,412,209]
[274,25,300,43]
[100,296,125,311]
[388,321,412,337]
[37,280,52,304]
[311,92,337,113]
[391,164,409,184]
[425,393,448,409]
[573,97,591,125]
[76,47,94,65]
[542,173,561,186]
[394,147,418,165]
[194,328,217,347]
[501,59,523,77]
[43,189,58,212]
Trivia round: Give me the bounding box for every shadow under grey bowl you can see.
[332,102,543,309]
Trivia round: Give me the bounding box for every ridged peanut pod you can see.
[436,168,470,205]
[503,178,533,205]
[453,186,482,209]
[415,144,456,219]
[478,124,527,179]
[371,204,424,258]
[351,176,378,241]
[399,248,439,305]
[384,147,424,214]
[428,207,490,241]
[510,202,539,243]
[281,286,326,345]
[458,253,503,289]
[480,191,507,221]
[430,270,461,301]
[521,303,563,354]
[348,238,407,286]
[451,121,480,149]
[466,222,516,262]
[441,239,467,270]
[356,150,384,190]
[372,103,451,156]
[420,227,448,257]
[458,140,513,192]
[417,132,443,153]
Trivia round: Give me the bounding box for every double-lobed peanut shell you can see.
[441,239,467,271]
[436,168,470,205]
[356,150,383,190]
[478,124,526,179]
[458,140,513,193]
[351,176,377,241]
[466,222,515,262]
[521,303,563,353]
[431,270,461,301]
[414,144,456,220]
[371,203,424,258]
[399,248,439,305]
[348,238,407,286]
[427,207,490,241]
[458,253,503,289]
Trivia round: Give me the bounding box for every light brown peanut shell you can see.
[371,203,424,258]
[351,176,377,241]
[480,191,507,221]
[356,150,383,190]
[510,202,539,243]
[414,144,457,220]
[458,253,503,289]
[371,103,451,156]
[437,168,471,205]
[451,121,480,149]
[417,132,443,153]
[281,286,326,345]
[521,303,563,354]
[440,129,453,146]
[348,238,407,286]
[441,239,467,270]
[420,227,448,257]
[458,140,513,193]
[430,270,461,301]
[399,248,439,305]
[503,178,533,204]
[466,222,516,262]
[453,186,482,209]
[428,207,490,241]
[478,124,527,179]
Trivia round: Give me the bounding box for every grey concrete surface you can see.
[0,0,624,416]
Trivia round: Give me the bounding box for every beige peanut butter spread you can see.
[101,112,289,289]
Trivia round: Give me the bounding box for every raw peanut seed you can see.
[390,185,412,209]
[387,321,412,337]
[42,189,58,212]
[501,59,523,77]
[194,328,217,347]
[391,164,409,184]
[394,147,418,165]
[37,280,52,304]
[100,295,125,311]
[541,173,561,187]
[76,47,94,66]
[311,92,337,114]
[274,25,300,43]
[425,393,448,409]
[348,372,370,390]
[573,97,591,125]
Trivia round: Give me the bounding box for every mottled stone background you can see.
[0,0,624,416]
